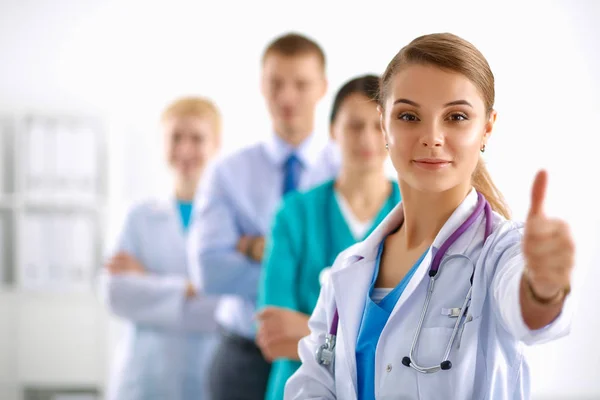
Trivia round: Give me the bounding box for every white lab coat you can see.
[100,197,219,400]
[285,189,573,400]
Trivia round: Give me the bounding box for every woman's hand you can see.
[521,170,575,328]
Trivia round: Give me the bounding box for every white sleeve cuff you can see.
[495,254,573,346]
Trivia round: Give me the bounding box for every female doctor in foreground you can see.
[101,97,221,400]
[285,33,576,400]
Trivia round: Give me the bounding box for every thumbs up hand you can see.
[522,170,575,303]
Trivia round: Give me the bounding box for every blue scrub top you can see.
[355,241,428,400]
[177,200,194,232]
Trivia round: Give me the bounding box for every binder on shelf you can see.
[24,118,53,199]
[54,122,72,200]
[46,214,64,287]
[23,117,101,203]
[19,211,97,290]
[19,213,46,289]
[73,124,98,201]
[71,214,96,287]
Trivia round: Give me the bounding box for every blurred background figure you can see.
[100,97,222,400]
[188,33,339,400]
[256,74,400,400]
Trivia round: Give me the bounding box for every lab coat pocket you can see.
[455,314,487,394]
[417,321,485,400]
[414,327,459,398]
[456,313,480,350]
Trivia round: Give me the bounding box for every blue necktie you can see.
[283,153,302,195]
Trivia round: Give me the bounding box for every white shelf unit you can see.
[0,113,109,400]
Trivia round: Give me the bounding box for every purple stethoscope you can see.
[316,192,493,374]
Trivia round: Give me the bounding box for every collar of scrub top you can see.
[327,188,488,336]
[263,131,325,169]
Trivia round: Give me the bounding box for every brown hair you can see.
[262,32,326,69]
[161,96,222,136]
[330,74,379,124]
[379,33,510,219]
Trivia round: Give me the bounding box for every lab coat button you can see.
[386,363,392,373]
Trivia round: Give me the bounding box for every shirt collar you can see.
[263,131,327,169]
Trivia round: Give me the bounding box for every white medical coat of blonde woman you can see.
[100,198,219,400]
[285,189,574,400]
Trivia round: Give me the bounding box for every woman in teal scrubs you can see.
[256,74,401,400]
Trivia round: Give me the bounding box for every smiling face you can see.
[160,97,221,188]
[163,114,219,185]
[380,64,496,194]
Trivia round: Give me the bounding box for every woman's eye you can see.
[398,113,418,122]
[449,113,468,122]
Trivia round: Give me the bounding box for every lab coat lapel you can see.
[330,256,373,395]
[151,195,186,245]
[329,201,406,394]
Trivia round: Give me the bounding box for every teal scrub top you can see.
[258,179,401,400]
[177,200,193,232]
[355,243,428,400]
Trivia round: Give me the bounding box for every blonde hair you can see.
[379,33,511,219]
[161,96,222,136]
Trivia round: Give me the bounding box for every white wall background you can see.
[0,0,599,399]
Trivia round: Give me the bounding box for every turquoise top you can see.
[258,179,401,400]
[177,200,194,232]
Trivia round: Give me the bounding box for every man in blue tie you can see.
[189,33,339,400]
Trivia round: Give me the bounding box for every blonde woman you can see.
[102,97,221,400]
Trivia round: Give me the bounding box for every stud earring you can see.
[385,143,389,150]
[480,144,486,153]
